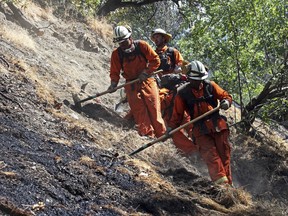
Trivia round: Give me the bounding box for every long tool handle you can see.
[129,103,221,156]
[77,69,163,104]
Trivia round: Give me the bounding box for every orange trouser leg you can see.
[126,83,154,137]
[172,130,198,155]
[140,79,166,138]
[196,132,231,184]
[214,130,232,184]
[164,107,196,155]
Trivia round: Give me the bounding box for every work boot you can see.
[214,176,229,185]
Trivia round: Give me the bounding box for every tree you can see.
[105,1,184,46]
[97,0,181,16]
[177,0,288,131]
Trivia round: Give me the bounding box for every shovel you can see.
[129,103,221,156]
[72,69,163,109]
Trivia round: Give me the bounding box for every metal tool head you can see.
[72,93,82,110]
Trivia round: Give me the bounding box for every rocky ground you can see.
[0,1,287,216]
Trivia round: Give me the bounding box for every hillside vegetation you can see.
[0,1,287,216]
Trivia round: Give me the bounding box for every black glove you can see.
[162,127,173,142]
[165,127,173,137]
[138,72,149,81]
[173,65,182,73]
[107,82,118,93]
[220,99,230,110]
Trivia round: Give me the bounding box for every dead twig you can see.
[0,171,18,178]
[0,56,10,69]
[0,197,33,216]
[0,92,24,110]
[22,202,45,211]
[0,161,7,169]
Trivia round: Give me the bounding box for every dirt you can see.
[0,1,288,216]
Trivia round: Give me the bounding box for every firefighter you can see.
[168,60,233,185]
[151,28,196,155]
[108,25,166,138]
[150,28,184,76]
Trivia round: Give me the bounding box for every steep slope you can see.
[0,1,287,216]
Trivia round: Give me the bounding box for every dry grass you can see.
[80,155,95,163]
[2,57,52,105]
[90,204,130,216]
[46,110,103,144]
[20,1,57,23]
[214,185,253,208]
[183,185,253,214]
[3,56,70,109]
[125,158,177,193]
[86,17,113,45]
[23,66,57,104]
[0,25,36,51]
[45,107,135,152]
[148,141,186,166]
[48,137,72,147]
[0,171,18,179]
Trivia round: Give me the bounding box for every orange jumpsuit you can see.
[110,40,166,138]
[168,81,233,184]
[155,45,183,76]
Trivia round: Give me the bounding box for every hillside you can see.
[0,1,287,216]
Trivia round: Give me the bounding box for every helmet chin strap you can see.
[123,43,135,53]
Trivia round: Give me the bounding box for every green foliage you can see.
[71,0,101,16]
[107,4,156,40]
[178,0,287,122]
[260,97,288,125]
[105,1,183,47]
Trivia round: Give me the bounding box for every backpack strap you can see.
[177,80,217,118]
[117,47,124,71]
[165,81,189,120]
[117,40,147,71]
[203,80,217,108]
[167,47,175,67]
[177,81,221,135]
[134,40,147,63]
[157,47,176,71]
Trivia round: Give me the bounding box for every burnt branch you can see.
[97,0,175,16]
[0,197,32,216]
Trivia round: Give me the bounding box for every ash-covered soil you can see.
[0,1,287,216]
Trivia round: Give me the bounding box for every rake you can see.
[72,69,163,109]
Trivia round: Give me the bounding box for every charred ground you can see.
[0,1,287,216]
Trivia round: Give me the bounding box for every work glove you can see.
[173,65,182,74]
[107,81,118,93]
[162,127,173,142]
[138,71,149,81]
[165,127,173,137]
[220,99,230,110]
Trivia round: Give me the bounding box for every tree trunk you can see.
[241,80,286,132]
[97,0,167,16]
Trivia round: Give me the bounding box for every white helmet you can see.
[151,28,172,43]
[113,26,132,43]
[186,60,208,80]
